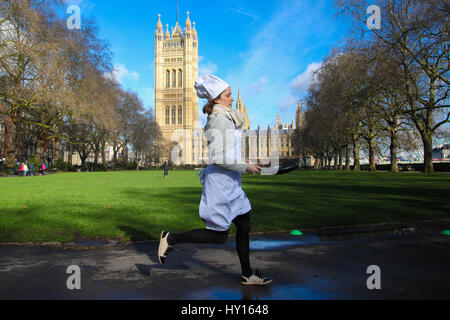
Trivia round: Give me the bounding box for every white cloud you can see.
[246,76,268,94]
[198,61,218,76]
[229,8,259,19]
[278,94,299,111]
[290,62,322,93]
[105,63,139,84]
[224,0,339,128]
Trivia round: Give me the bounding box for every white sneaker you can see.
[241,271,273,285]
[158,230,173,264]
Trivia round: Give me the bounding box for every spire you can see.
[156,13,163,31]
[296,100,302,112]
[185,11,191,30]
[165,24,170,40]
[236,88,242,111]
[172,21,182,39]
[276,112,282,125]
[176,0,179,24]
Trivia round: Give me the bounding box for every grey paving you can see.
[0,219,449,300]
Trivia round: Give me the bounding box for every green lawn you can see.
[0,170,449,243]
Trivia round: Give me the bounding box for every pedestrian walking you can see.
[19,163,24,176]
[30,163,34,176]
[158,74,272,285]
[23,163,28,176]
[162,160,169,179]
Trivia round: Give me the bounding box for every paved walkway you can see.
[0,219,449,300]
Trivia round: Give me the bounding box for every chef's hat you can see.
[194,74,230,101]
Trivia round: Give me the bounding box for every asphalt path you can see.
[0,219,449,300]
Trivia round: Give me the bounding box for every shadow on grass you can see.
[1,173,449,243]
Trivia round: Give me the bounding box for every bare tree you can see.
[130,109,163,168]
[110,90,144,167]
[336,0,450,173]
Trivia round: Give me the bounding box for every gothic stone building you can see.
[154,13,300,166]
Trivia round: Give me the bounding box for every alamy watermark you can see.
[66,265,81,290]
[66,5,81,30]
[367,5,381,30]
[366,265,381,290]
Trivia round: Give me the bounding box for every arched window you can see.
[166,70,170,88]
[178,106,183,125]
[172,106,176,125]
[165,106,170,125]
[172,70,176,88]
[178,69,182,87]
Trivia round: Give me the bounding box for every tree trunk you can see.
[389,128,399,173]
[101,142,107,165]
[52,138,55,164]
[3,115,11,159]
[422,131,434,174]
[334,148,338,170]
[314,157,320,169]
[79,151,88,169]
[43,139,49,160]
[124,146,129,165]
[93,149,99,165]
[113,142,119,168]
[345,144,350,171]
[68,143,73,166]
[352,135,360,171]
[368,138,376,171]
[15,110,22,161]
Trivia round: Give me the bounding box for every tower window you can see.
[172,70,176,88]
[172,106,176,125]
[166,70,170,88]
[165,106,170,125]
[178,106,183,125]
[178,69,182,87]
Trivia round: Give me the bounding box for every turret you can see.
[156,14,163,32]
[193,21,197,41]
[165,24,170,40]
[295,100,305,130]
[276,112,282,129]
[185,11,192,31]
[156,14,163,42]
[172,21,182,39]
[236,88,243,111]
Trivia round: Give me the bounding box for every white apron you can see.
[198,118,251,231]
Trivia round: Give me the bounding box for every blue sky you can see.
[62,0,351,128]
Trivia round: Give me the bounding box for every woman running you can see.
[158,74,273,285]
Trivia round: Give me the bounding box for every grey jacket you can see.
[204,105,248,173]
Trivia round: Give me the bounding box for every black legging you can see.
[168,212,252,277]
